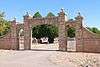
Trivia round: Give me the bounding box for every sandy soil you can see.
[0,44,100,67]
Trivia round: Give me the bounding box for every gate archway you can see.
[23,9,67,51]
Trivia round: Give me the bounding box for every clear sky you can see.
[0,0,100,28]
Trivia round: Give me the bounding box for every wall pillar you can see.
[58,9,67,51]
[11,18,18,50]
[75,12,84,52]
[23,12,31,50]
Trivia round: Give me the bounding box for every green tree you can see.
[46,12,55,17]
[48,25,58,43]
[87,27,100,34]
[32,24,58,43]
[67,28,76,38]
[92,27,100,33]
[33,12,42,18]
[0,11,10,36]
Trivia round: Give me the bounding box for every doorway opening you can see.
[31,24,59,50]
[18,29,24,50]
[67,27,76,51]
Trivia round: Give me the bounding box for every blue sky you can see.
[0,0,100,28]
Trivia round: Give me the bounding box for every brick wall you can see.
[82,28,100,52]
[0,20,18,50]
[0,32,12,49]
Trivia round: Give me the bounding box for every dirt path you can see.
[0,50,75,67]
[0,44,99,67]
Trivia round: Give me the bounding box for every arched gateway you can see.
[0,9,100,52]
[23,9,67,51]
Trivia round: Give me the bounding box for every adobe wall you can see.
[30,17,58,27]
[0,32,12,49]
[0,20,19,50]
[82,28,100,52]
[74,27,100,53]
[66,13,100,53]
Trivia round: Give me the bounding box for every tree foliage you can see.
[0,11,10,36]
[33,12,42,18]
[32,24,58,43]
[46,12,55,17]
[67,28,76,38]
[87,27,100,34]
